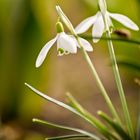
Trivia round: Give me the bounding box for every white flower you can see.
[36,32,93,68]
[35,32,77,68]
[75,0,139,43]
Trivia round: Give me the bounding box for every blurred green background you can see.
[0,0,140,139]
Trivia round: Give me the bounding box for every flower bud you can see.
[56,22,64,33]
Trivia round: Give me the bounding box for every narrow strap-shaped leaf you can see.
[66,93,118,140]
[25,83,90,121]
[25,83,101,138]
[80,35,140,45]
[25,83,116,139]
[33,118,99,140]
[136,95,140,140]
[66,92,85,114]
[98,111,132,140]
[115,56,140,73]
[46,134,91,140]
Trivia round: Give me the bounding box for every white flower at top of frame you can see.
[35,32,93,68]
[75,7,139,43]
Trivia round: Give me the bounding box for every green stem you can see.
[33,118,99,140]
[102,9,135,139]
[80,35,140,45]
[47,134,90,140]
[75,36,121,125]
[26,83,111,139]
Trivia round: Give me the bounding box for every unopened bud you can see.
[56,22,64,33]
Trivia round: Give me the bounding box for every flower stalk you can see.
[100,0,135,139]
[56,5,121,125]
[76,36,121,124]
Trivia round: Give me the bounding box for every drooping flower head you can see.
[36,22,77,68]
[75,0,139,43]
[36,7,93,68]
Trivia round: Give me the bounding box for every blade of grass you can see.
[66,92,119,140]
[33,118,99,140]
[66,92,85,114]
[80,35,140,45]
[76,38,122,125]
[25,83,116,139]
[46,134,91,140]
[115,56,140,73]
[101,8,134,138]
[25,83,97,127]
[98,111,131,140]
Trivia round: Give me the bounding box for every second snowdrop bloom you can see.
[75,0,139,43]
[36,22,93,68]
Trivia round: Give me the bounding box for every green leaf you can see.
[46,134,91,140]
[116,56,140,73]
[66,93,118,140]
[25,83,117,139]
[98,111,132,140]
[25,83,101,139]
[66,92,85,114]
[80,35,140,45]
[25,83,86,119]
[33,118,100,140]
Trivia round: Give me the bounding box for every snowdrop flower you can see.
[36,22,93,68]
[75,0,139,43]
[36,22,77,68]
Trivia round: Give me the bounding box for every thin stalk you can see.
[102,9,135,139]
[98,111,132,140]
[33,118,99,140]
[80,35,140,45]
[75,36,121,125]
[47,134,91,140]
[25,83,113,139]
[66,93,119,140]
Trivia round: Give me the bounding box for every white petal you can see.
[78,37,93,52]
[92,13,105,43]
[35,37,57,68]
[75,13,99,34]
[106,13,113,27]
[57,32,77,54]
[69,36,93,52]
[109,13,139,31]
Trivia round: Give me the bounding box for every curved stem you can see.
[101,8,135,139]
[75,36,121,125]
[80,35,140,45]
[33,118,100,140]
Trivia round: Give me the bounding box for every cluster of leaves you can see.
[25,82,140,140]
